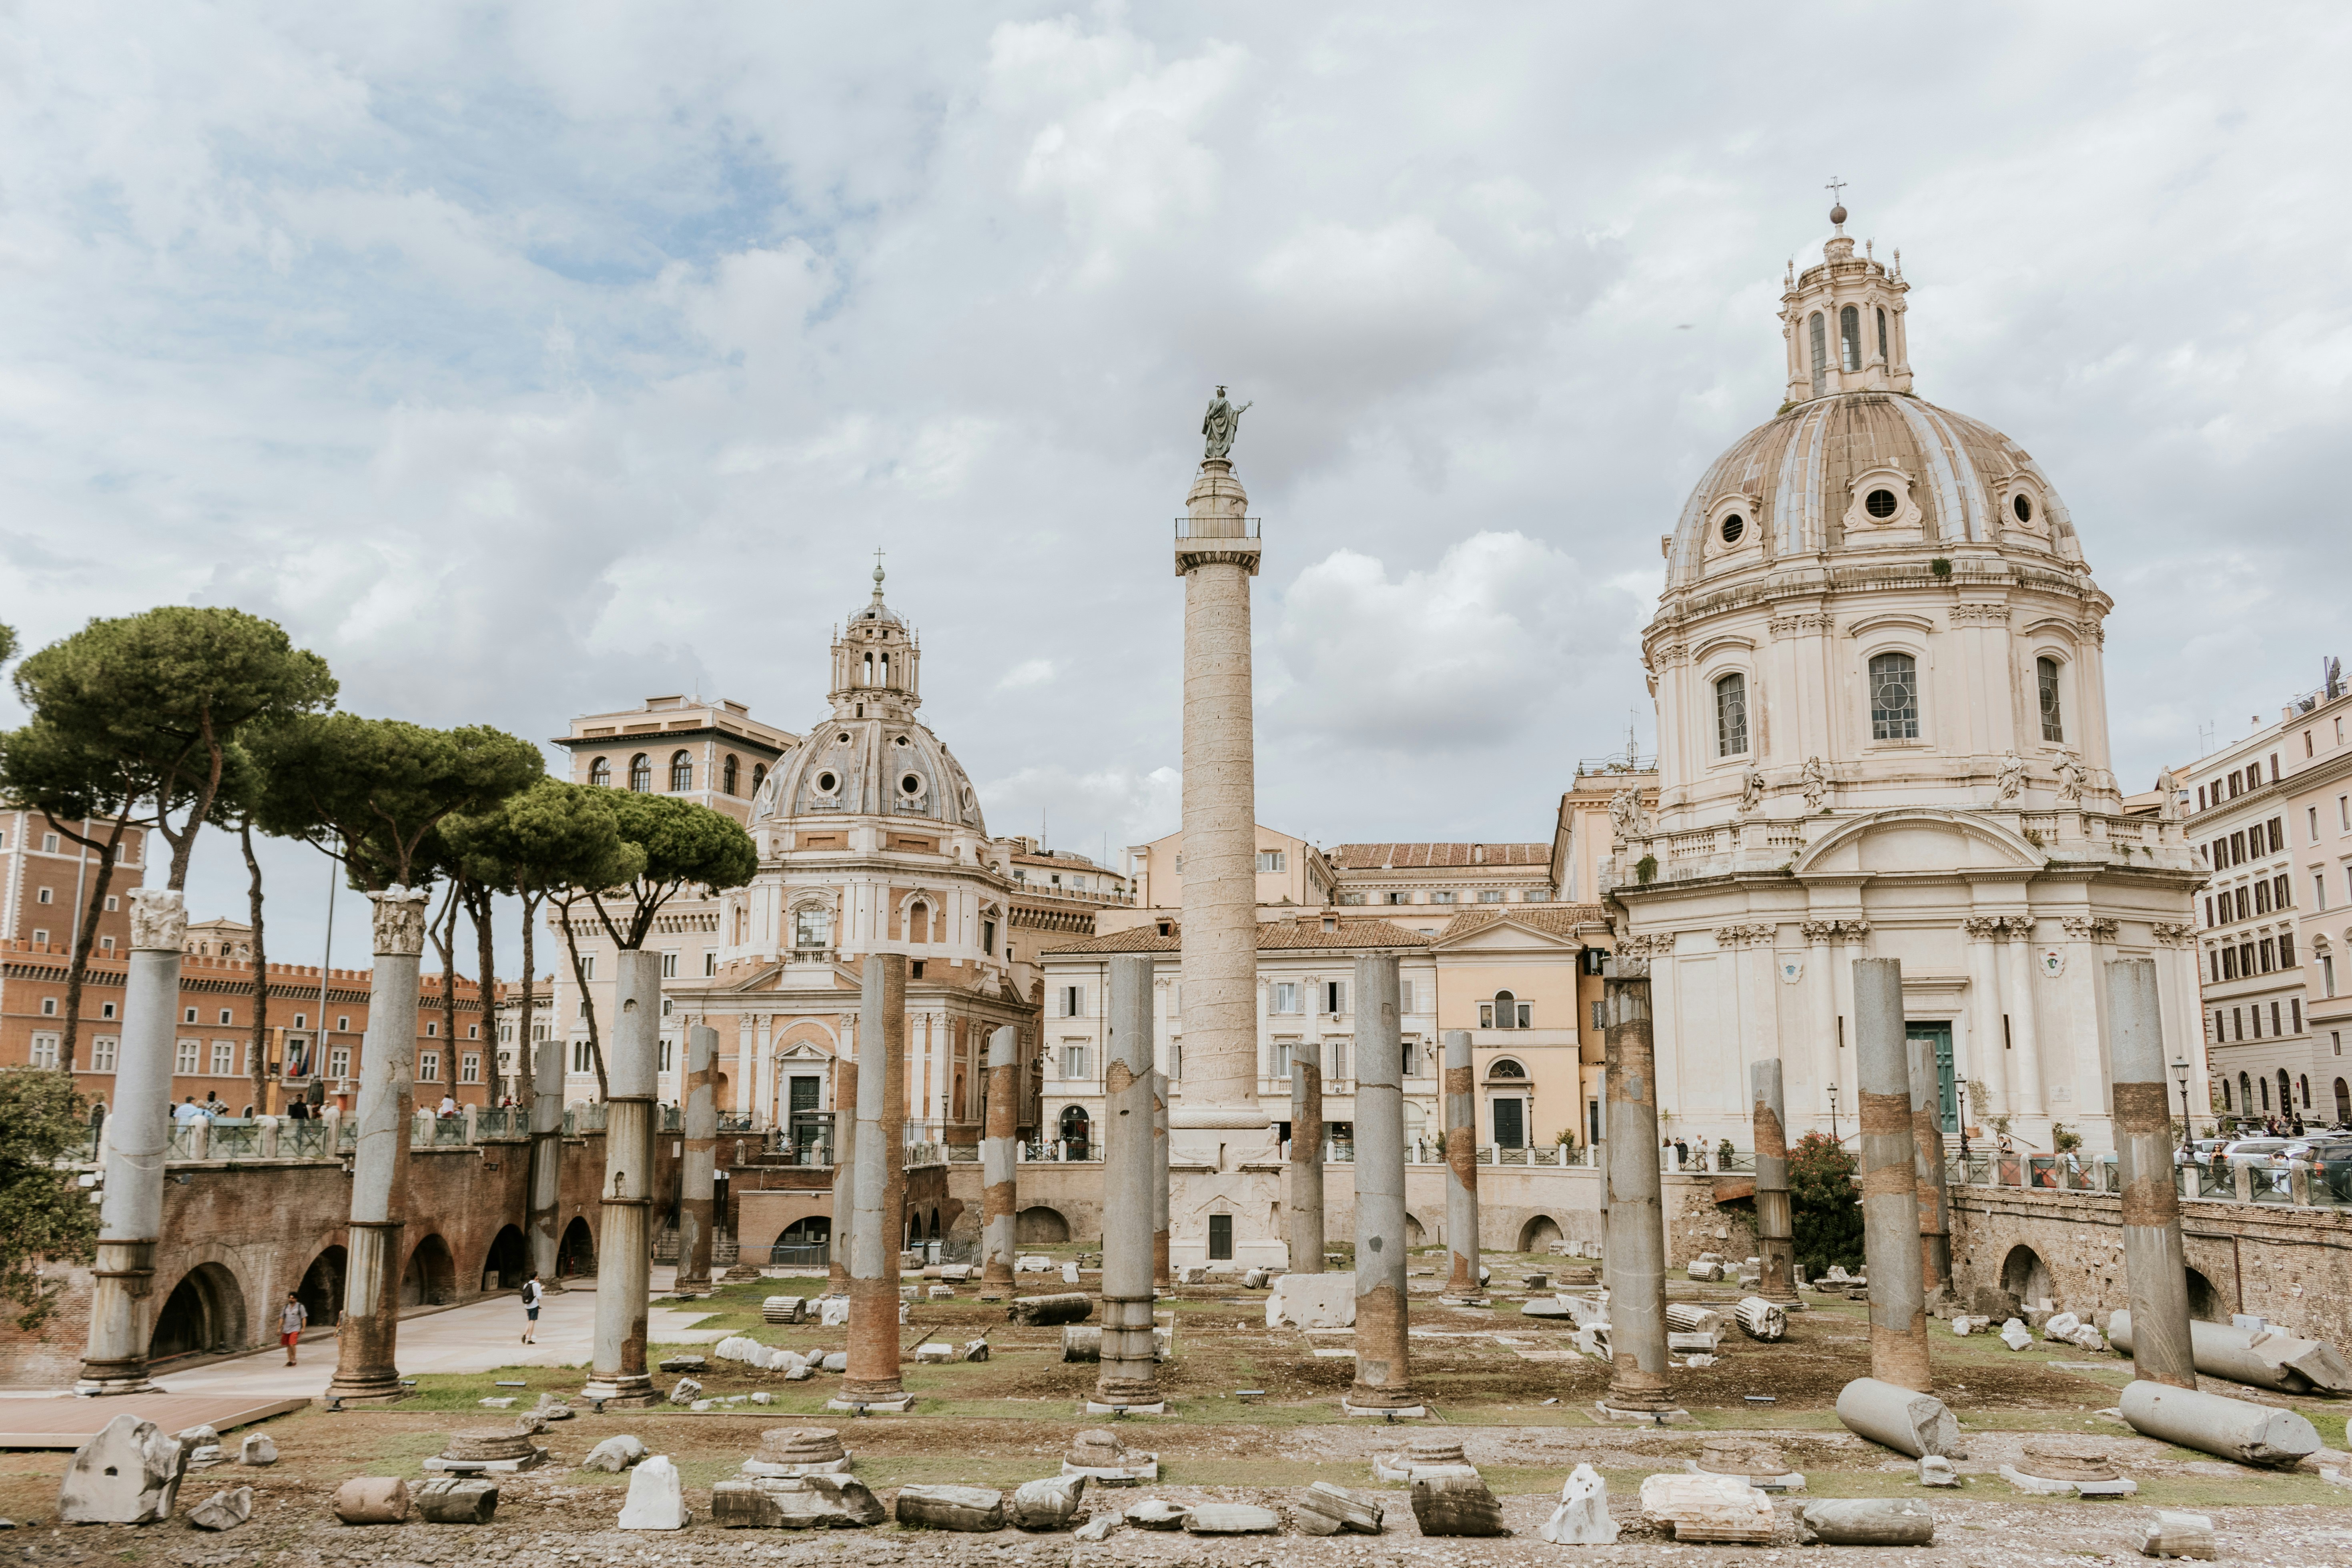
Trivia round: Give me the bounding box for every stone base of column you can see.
[721,1260,760,1283]
[325,1371,410,1404]
[579,1374,660,1409]
[72,1363,160,1397]
[1341,1396,1428,1419]
[74,1239,158,1396]
[1084,1398,1168,1416]
[1594,1401,1693,1425]
[828,1391,916,1413]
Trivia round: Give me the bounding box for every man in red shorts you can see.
[280,1291,309,1365]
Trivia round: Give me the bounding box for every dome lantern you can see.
[1781,198,1913,405]
[828,549,922,720]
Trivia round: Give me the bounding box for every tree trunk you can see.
[426,883,459,1102]
[469,884,500,1107]
[241,819,269,1114]
[50,809,133,1078]
[514,890,540,1110]
[558,896,607,1101]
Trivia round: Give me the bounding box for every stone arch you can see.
[777,1215,829,1249]
[150,1261,246,1362]
[402,1234,457,1307]
[1999,1243,2052,1309]
[483,1225,527,1293]
[1404,1211,1427,1244]
[1015,1205,1071,1244]
[1517,1214,1564,1252]
[297,1244,347,1328]
[2335,1078,2349,1123]
[1790,808,2043,878]
[2184,1267,2227,1324]
[558,1215,596,1278]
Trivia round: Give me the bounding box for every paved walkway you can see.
[68,1270,725,1403]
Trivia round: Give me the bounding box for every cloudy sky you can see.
[4,3,2347,975]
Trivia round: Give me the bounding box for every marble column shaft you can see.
[1347,954,1419,1410]
[527,1031,566,1289]
[2110,958,2196,1391]
[582,947,660,1407]
[828,1054,858,1295]
[1855,958,1931,1392]
[1441,1029,1480,1295]
[842,954,908,1403]
[1602,974,1672,1413]
[1096,956,1160,1406]
[674,1024,718,1290]
[981,1026,1019,1289]
[1750,1057,1797,1302]
[1288,1042,1325,1274]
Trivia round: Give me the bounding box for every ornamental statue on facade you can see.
[1800,757,1829,813]
[2054,753,2087,806]
[1995,750,2025,804]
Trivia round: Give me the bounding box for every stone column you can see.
[1962,917,2003,1119]
[1152,1070,1172,1289]
[2110,958,2196,1390]
[827,1052,857,1295]
[1803,920,1837,1122]
[1907,1033,1951,1298]
[581,947,661,1407]
[1601,970,1676,1419]
[1171,455,1272,1181]
[1855,958,1931,1392]
[1095,956,1162,1410]
[1441,1029,1480,1297]
[1347,954,1422,1414]
[528,1030,566,1291]
[981,1025,1019,1289]
[75,890,187,1394]
[325,886,430,1404]
[1288,1041,1325,1274]
[1751,1057,1797,1303]
[674,1023,718,1292]
[838,954,911,1410]
[1999,918,2047,1117]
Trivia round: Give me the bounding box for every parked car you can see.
[2180,1137,2232,1168]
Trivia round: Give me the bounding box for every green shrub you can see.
[1789,1130,1861,1280]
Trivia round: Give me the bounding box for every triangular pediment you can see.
[1430,917,1581,952]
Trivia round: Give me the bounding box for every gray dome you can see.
[756,714,983,833]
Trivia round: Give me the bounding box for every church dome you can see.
[1664,391,2083,588]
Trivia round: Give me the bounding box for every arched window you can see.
[1839,305,1861,371]
[2240,1071,2252,1111]
[1876,306,1889,362]
[1714,672,1749,757]
[908,902,930,944]
[1482,990,1527,1030]
[1868,652,1920,740]
[589,757,611,788]
[2259,1074,2270,1111]
[751,762,767,795]
[862,652,874,686]
[1489,1057,1527,1078]
[2299,1073,2310,1108]
[2220,1078,2233,1111]
[1808,312,1827,396]
[2280,1069,2294,1111]
[668,750,692,792]
[628,753,652,792]
[2037,657,2064,743]
[722,754,739,796]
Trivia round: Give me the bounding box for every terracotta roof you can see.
[1434,905,1610,940]
[1041,917,1433,956]
[1328,842,1550,870]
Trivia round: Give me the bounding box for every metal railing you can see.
[208,1120,261,1159]
[1173,515,1261,540]
[767,1241,830,1268]
[287,1120,331,1159]
[1019,1141,1100,1163]
[474,1108,516,1138]
[167,1124,203,1161]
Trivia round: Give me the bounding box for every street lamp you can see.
[1827,1083,1840,1144]
[1956,1081,1971,1162]
[2172,1054,2194,1142]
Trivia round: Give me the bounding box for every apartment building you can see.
[2280,666,2352,1123]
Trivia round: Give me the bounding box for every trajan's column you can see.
[1169,387,1284,1268]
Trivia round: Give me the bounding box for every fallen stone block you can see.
[1836,1377,1964,1459]
[1686,1259,1724,1281]
[928,1285,956,1299]
[1519,1295,1572,1320]
[2109,1310,2352,1396]
[2069,1323,2109,1353]
[1999,1445,2136,1498]
[1063,1428,1159,1484]
[619,1456,690,1530]
[1178,1265,1209,1285]
[1008,1474,1086,1530]
[1638,1473,1774,1544]
[332,1478,411,1525]
[819,1297,850,1326]
[1539,1464,1617,1544]
[531,1395,574,1420]
[1734,1297,1787,1342]
[1667,1330,1720,1353]
[1693,1436,1804,1492]
[1918,1455,1958,1487]
[1074,1512,1121,1541]
[413,1478,499,1525]
[1664,1304,1724,1335]
[712,1475,886,1529]
[582,1436,646,1473]
[659,1353,708,1374]
[820,1351,847,1372]
[1061,1261,1082,1284]
[914,1341,955,1364]
[2136,1509,2216,1560]
[239,1433,277,1467]
[763,1296,808,1324]
[476,1398,515,1410]
[2043,1311,2083,1342]
[1266,1271,1356,1329]
[1125,1498,1190,1530]
[1187,1503,1278,1534]
[1008,1292,1092,1326]
[1950,1315,1977,1336]
[1242,1267,1270,1288]
[1293,1480,1384,1536]
[896,1483,1005,1531]
[668,1378,703,1405]
[1409,1474,1508,1537]
[188,1486,254,1532]
[2001,1318,2035,1351]
[1797,1498,1932,1545]
[1017,1254,1055,1273]
[963,1339,991,1361]
[2118,1379,2320,1468]
[58,1415,190,1526]
[742,1428,850,1478]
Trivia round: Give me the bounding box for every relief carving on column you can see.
[369,884,432,957]
[128,888,188,952]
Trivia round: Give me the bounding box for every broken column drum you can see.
[1906,1032,1951,1294]
[1750,1058,1797,1303]
[1348,953,1422,1412]
[1289,1041,1325,1274]
[2109,958,2197,1391]
[527,1028,566,1287]
[326,886,432,1403]
[1152,1070,1171,1289]
[1442,1029,1480,1295]
[828,1056,858,1296]
[981,1025,1019,1289]
[1855,957,1931,1392]
[840,953,910,1406]
[75,890,190,1395]
[1602,971,1674,1414]
[1096,955,1162,1408]
[582,946,663,1407]
[674,1023,719,1291]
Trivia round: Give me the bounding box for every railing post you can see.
[462,1104,479,1145]
[257,1115,279,1160]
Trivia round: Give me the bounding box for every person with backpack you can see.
[520,1272,543,1345]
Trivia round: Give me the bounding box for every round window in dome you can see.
[1719,513,1746,545]
[836,732,851,745]
[2012,493,2034,523]
[1865,488,1898,519]
[900,773,923,796]
[815,771,838,794]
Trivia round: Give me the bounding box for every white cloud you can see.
[996,657,1056,691]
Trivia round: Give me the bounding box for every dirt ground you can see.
[6,1249,2349,1566]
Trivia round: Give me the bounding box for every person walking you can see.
[520,1271,543,1345]
[279,1291,308,1365]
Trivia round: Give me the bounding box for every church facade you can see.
[1604,205,2206,1158]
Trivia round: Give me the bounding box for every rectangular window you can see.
[2242,941,2256,974]
[217,1008,233,1025]
[337,1016,350,1032]
[1517,1002,1534,1028]
[1526,889,1552,902]
[184,1007,197,1024]
[2231,831,2247,863]
[1398,979,1414,1012]
[426,1022,437,1038]
[1061,985,1083,1018]
[2272,1001,2283,1035]
[293,1013,307,1029]
[660,997,673,1017]
[1336,891,1366,905]
[2205,896,2216,926]
[2292,998,2304,1032]
[1272,982,1301,1014]
[581,954,596,981]
[40,832,57,852]
[1061,1044,1087,1079]
[2233,1007,2244,1041]
[1166,1041,1180,1079]
[2270,818,2285,853]
[2316,807,2326,842]
[2236,887,2250,920]
[2037,657,2064,742]
[35,886,51,904]
[101,1001,114,1019]
[460,1053,481,1084]
[2256,880,2272,914]
[419,1051,440,1083]
[2260,938,2276,972]
[2276,872,2292,908]
[329,1046,351,1079]
[661,950,679,978]
[571,1039,593,1074]
[2316,875,2327,912]
[1716,671,1750,755]
[1333,1040,1352,1080]
[1207,1213,1233,1261]
[1323,980,1347,1013]
[209,1041,235,1075]
[30,1033,58,1069]
[1273,1041,1291,1079]
[658,1038,673,1073]
[39,997,56,1016]
[2212,1010,2224,1043]
[1256,850,1286,873]
[2281,933,2296,967]
[1492,1097,1526,1149]
[1479,888,1505,902]
[91,1036,118,1073]
[704,951,717,976]
[981,919,996,955]
[1480,1002,1494,1028]
[1868,651,1921,740]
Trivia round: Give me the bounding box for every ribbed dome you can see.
[754,714,984,833]
[1664,392,2082,588]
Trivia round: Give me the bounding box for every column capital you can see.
[128,888,187,952]
[369,885,432,957]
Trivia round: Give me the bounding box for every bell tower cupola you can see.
[1780,192,1913,405]
[828,552,922,720]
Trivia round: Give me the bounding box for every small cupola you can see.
[1780,194,1914,405]
[827,552,923,720]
